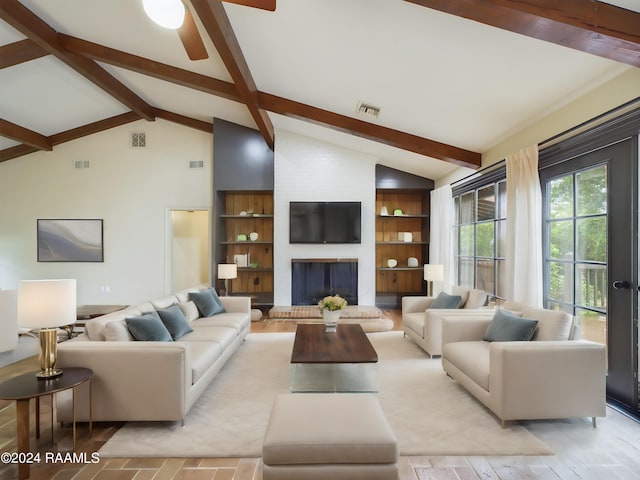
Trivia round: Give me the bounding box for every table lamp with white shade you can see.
[423,264,444,297]
[217,263,238,296]
[17,279,76,379]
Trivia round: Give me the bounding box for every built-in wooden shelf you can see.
[216,191,274,304]
[375,188,431,308]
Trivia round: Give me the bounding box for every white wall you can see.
[0,119,212,305]
[273,130,377,306]
[437,68,640,187]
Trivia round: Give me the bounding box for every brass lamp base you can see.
[37,328,63,380]
[36,368,63,379]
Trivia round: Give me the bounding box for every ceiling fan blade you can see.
[178,8,209,60]
[222,0,276,11]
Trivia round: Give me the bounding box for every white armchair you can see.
[0,289,18,352]
[441,304,606,426]
[402,287,491,357]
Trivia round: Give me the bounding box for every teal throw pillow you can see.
[189,288,225,317]
[126,314,173,342]
[483,309,539,342]
[141,310,161,321]
[430,291,463,309]
[157,304,193,340]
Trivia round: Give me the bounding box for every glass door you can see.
[544,164,608,346]
[541,139,637,412]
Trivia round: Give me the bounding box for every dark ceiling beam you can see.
[0,0,156,120]
[62,38,480,168]
[406,0,640,67]
[190,0,275,149]
[49,112,142,145]
[258,93,482,169]
[0,112,140,163]
[153,108,213,133]
[0,110,214,162]
[0,144,39,163]
[0,119,51,151]
[0,38,48,69]
[58,35,242,102]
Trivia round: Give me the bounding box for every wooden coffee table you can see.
[290,323,378,392]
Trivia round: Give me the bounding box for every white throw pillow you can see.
[179,301,200,323]
[104,319,134,341]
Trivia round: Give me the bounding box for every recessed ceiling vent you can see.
[189,160,204,169]
[130,132,146,148]
[74,160,90,169]
[356,101,381,119]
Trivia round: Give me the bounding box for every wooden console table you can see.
[76,304,127,320]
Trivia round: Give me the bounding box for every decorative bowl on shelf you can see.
[407,257,419,267]
[387,259,398,268]
[249,232,259,241]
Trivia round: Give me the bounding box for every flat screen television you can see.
[290,201,361,244]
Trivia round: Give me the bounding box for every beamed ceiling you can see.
[1,0,639,179]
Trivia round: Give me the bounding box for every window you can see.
[453,180,507,297]
[543,164,607,345]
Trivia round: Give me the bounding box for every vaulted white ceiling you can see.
[1,0,637,180]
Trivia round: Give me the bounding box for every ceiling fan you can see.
[143,0,276,61]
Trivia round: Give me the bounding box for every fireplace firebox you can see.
[291,259,358,306]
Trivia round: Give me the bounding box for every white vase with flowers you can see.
[317,294,347,332]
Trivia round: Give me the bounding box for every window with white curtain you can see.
[453,179,507,298]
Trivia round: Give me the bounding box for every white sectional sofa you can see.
[441,302,607,426]
[402,287,490,357]
[56,286,251,423]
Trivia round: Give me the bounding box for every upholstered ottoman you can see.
[262,393,398,480]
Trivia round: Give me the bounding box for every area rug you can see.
[99,332,551,458]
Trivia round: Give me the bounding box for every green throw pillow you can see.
[126,314,173,342]
[483,309,539,342]
[430,291,463,309]
[157,304,193,340]
[189,288,225,317]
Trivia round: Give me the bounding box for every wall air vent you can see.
[74,160,90,169]
[189,160,204,169]
[356,101,381,119]
[130,132,146,148]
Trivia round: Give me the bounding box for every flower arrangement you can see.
[318,294,347,312]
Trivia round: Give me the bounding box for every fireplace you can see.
[291,259,358,306]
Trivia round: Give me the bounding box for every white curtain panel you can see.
[505,145,543,307]
[429,185,453,293]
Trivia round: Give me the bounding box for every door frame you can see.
[164,207,212,294]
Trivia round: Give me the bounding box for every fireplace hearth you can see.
[291,259,358,306]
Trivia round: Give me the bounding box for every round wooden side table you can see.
[0,367,93,480]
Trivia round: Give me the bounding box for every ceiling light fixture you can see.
[143,0,185,29]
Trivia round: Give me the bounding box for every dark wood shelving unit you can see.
[375,165,434,308]
[216,190,274,303]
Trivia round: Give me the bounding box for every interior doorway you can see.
[169,209,210,292]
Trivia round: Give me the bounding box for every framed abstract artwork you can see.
[37,219,104,262]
